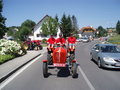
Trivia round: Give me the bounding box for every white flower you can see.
[0,39,22,55]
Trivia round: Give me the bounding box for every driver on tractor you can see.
[47,34,56,53]
[67,33,76,58]
[56,33,66,47]
[47,35,56,64]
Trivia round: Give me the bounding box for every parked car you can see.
[90,44,120,69]
[79,37,89,42]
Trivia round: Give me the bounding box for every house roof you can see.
[80,26,96,31]
[33,15,50,29]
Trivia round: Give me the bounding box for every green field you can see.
[108,35,120,44]
[0,55,15,64]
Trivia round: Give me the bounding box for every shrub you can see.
[41,39,47,44]
[0,39,26,56]
[0,55,15,64]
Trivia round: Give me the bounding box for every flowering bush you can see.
[0,39,25,56]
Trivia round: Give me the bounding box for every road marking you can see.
[78,66,95,90]
[0,55,43,90]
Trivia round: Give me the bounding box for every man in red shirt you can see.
[67,33,76,49]
[47,35,56,48]
[56,34,66,45]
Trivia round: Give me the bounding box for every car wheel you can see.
[90,53,93,61]
[98,59,102,68]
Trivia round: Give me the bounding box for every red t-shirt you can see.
[67,36,76,44]
[47,38,56,44]
[56,38,66,44]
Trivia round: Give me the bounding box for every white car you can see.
[79,37,89,42]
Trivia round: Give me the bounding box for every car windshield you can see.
[101,45,120,53]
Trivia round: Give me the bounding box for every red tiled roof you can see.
[80,26,96,31]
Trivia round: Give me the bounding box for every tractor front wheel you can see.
[71,62,77,78]
[43,62,48,78]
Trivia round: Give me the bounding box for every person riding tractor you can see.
[67,33,76,61]
[56,33,66,47]
[47,35,56,64]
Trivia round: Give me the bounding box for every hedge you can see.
[0,55,15,64]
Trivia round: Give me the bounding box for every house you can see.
[107,28,116,36]
[29,15,61,40]
[80,26,96,37]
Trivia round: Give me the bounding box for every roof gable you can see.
[34,15,50,30]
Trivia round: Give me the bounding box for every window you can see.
[36,34,40,37]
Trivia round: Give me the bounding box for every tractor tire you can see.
[72,62,77,78]
[43,62,48,78]
[47,53,52,65]
[70,54,75,61]
[39,45,43,50]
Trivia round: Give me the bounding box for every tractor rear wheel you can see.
[47,53,52,65]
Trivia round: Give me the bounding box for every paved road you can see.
[1,40,120,90]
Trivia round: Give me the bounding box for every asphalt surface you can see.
[1,40,120,90]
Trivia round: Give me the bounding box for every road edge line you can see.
[78,66,95,90]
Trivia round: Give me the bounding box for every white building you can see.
[29,15,61,40]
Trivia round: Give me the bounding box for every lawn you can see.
[108,35,120,44]
[0,55,15,64]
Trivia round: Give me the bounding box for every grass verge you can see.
[0,55,15,64]
[108,35,120,44]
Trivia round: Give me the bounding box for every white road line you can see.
[0,55,43,90]
[78,66,95,90]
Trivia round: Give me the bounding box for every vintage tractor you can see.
[32,40,43,50]
[22,40,43,50]
[43,44,77,78]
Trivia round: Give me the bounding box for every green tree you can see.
[60,14,73,38]
[71,15,79,34]
[116,20,120,34]
[55,14,59,22]
[7,26,19,36]
[19,20,36,41]
[41,17,58,36]
[97,26,107,37]
[0,0,7,39]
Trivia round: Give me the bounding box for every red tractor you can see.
[43,44,77,78]
[23,40,43,50]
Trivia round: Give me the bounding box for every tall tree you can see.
[71,15,79,34]
[0,0,7,39]
[60,14,73,38]
[18,20,36,41]
[116,20,120,34]
[41,17,58,36]
[55,14,59,22]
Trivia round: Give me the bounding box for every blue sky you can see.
[3,0,120,28]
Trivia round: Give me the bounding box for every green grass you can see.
[41,43,47,47]
[0,55,15,64]
[108,35,120,44]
